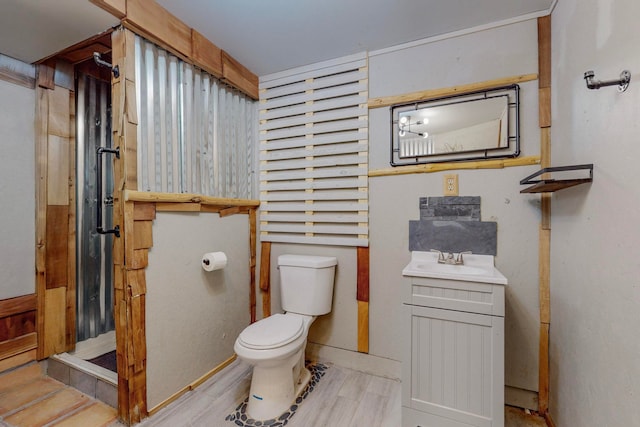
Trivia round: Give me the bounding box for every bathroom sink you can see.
[402,251,507,284]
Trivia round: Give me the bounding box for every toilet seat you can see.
[238,314,304,350]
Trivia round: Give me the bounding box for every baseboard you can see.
[543,412,557,427]
[505,385,539,411]
[306,342,401,379]
[147,354,237,417]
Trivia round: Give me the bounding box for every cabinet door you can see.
[402,304,504,427]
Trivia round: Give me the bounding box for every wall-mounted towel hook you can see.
[93,52,120,78]
[584,69,631,92]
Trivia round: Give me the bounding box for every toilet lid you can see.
[238,314,304,350]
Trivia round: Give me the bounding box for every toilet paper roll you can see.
[202,252,227,271]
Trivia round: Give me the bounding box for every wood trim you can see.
[538,16,552,89]
[356,247,369,302]
[0,333,37,360]
[147,355,237,416]
[537,15,552,418]
[259,242,272,319]
[539,87,551,128]
[124,190,260,208]
[368,73,538,109]
[538,322,550,414]
[249,208,257,324]
[0,67,35,89]
[357,301,369,354]
[543,411,557,427]
[539,228,550,324]
[0,349,37,372]
[37,64,55,90]
[369,156,540,178]
[133,203,156,221]
[0,295,37,318]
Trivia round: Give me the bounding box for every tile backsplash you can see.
[411,196,497,255]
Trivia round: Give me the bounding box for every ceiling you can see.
[0,0,553,76]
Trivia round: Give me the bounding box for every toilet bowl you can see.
[234,313,314,420]
[233,254,337,421]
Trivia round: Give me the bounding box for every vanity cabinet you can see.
[402,274,506,427]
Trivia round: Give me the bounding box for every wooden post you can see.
[249,208,257,323]
[112,26,147,425]
[537,14,552,416]
[259,241,272,319]
[356,246,369,353]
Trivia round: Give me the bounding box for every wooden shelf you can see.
[520,164,593,194]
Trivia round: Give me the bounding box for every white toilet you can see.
[234,254,337,421]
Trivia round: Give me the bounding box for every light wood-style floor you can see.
[0,359,548,427]
[0,363,117,427]
[137,359,401,427]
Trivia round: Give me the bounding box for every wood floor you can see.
[0,358,548,427]
[0,363,117,427]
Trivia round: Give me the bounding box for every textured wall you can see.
[0,79,35,300]
[550,0,640,424]
[368,19,542,393]
[145,212,250,409]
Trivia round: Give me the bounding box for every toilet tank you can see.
[278,254,337,315]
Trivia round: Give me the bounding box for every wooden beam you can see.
[191,30,223,78]
[124,0,192,59]
[89,0,126,19]
[369,155,540,178]
[368,73,538,109]
[221,51,259,100]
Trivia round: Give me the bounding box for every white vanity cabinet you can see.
[402,252,507,427]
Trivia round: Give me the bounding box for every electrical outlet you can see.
[443,174,459,196]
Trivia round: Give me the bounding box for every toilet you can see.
[234,254,337,421]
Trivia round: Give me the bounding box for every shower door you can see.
[76,73,115,342]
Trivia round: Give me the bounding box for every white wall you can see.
[145,212,250,409]
[550,0,640,425]
[0,78,35,300]
[369,19,542,395]
[263,19,544,398]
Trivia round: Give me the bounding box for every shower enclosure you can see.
[75,72,115,351]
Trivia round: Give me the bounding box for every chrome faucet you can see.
[431,249,472,265]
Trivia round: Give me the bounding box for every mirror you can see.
[390,84,520,166]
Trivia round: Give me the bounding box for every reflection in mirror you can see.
[390,84,519,166]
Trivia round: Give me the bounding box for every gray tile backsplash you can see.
[420,196,481,221]
[411,196,497,255]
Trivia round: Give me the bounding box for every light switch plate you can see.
[443,174,459,196]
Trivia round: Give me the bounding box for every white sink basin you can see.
[403,251,507,285]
